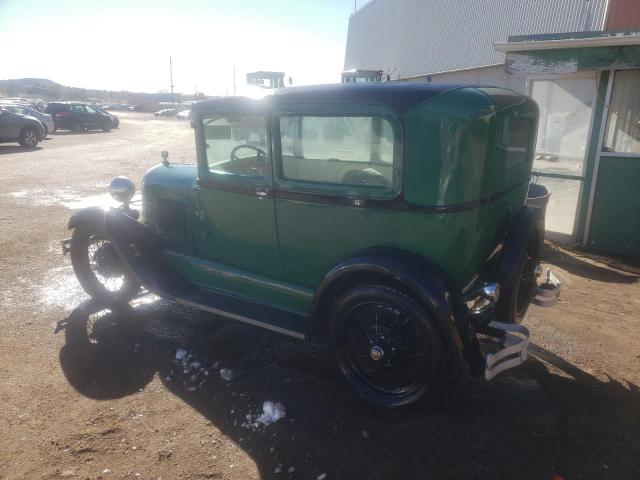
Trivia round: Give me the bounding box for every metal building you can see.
[344,0,640,257]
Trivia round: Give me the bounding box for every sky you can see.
[0,0,360,96]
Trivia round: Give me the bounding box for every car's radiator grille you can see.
[156,198,187,239]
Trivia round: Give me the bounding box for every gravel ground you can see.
[0,112,639,480]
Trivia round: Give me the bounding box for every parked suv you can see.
[3,104,54,137]
[45,102,112,132]
[0,106,45,148]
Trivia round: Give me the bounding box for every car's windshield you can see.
[202,115,268,178]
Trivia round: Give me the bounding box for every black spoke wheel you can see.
[70,225,140,304]
[330,285,444,408]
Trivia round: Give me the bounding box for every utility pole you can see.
[354,0,356,13]
[169,56,175,108]
[233,65,236,96]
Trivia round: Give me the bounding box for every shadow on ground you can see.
[0,145,43,154]
[58,299,640,480]
[542,243,639,285]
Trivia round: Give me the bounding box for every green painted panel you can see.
[164,251,313,315]
[587,156,640,256]
[506,46,640,75]
[275,187,526,291]
[403,88,536,207]
[193,187,285,279]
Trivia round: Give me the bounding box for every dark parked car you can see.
[45,102,113,132]
[94,106,119,128]
[2,104,55,137]
[63,83,560,408]
[0,106,45,147]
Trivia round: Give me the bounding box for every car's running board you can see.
[484,321,530,381]
[175,288,308,340]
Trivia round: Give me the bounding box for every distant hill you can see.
[0,78,203,105]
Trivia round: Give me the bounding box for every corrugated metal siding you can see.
[605,0,640,29]
[344,0,608,77]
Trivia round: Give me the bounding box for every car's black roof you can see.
[192,82,463,114]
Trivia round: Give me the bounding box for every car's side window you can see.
[71,104,85,112]
[278,115,395,188]
[85,105,97,114]
[202,115,269,179]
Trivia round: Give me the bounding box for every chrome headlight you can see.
[109,176,135,203]
[465,283,500,315]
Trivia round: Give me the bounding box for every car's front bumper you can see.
[482,267,561,381]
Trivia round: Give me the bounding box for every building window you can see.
[279,115,395,189]
[604,69,640,154]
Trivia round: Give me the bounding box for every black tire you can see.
[496,228,540,323]
[329,285,444,408]
[72,121,84,133]
[18,126,39,148]
[43,125,48,138]
[70,225,140,304]
[102,121,111,132]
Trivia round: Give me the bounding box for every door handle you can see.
[255,188,271,199]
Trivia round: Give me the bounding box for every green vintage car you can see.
[63,83,559,408]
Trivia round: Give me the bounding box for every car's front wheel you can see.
[102,121,111,132]
[18,126,39,148]
[330,285,444,408]
[70,225,141,304]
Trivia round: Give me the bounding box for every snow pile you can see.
[219,368,234,382]
[170,348,211,392]
[242,401,286,430]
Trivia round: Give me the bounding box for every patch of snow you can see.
[175,348,188,361]
[242,401,286,430]
[219,368,234,381]
[317,473,327,480]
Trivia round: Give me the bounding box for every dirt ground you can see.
[0,112,639,480]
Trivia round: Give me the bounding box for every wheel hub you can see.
[369,345,384,361]
[93,243,123,277]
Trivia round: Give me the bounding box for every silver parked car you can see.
[3,104,54,137]
[0,106,45,148]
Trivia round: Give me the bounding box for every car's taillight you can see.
[55,111,71,117]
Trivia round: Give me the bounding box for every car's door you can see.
[84,105,102,127]
[70,104,87,126]
[272,105,403,289]
[192,110,285,292]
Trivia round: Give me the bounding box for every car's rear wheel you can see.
[18,127,39,148]
[70,225,140,304]
[496,228,540,323]
[43,125,49,138]
[330,285,444,408]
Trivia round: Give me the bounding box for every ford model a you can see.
[63,83,560,408]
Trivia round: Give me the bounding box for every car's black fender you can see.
[68,206,108,231]
[309,248,474,376]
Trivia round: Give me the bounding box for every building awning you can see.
[494,30,640,74]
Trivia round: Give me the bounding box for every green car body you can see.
[66,83,553,407]
[145,84,537,325]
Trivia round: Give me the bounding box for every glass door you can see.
[529,74,597,241]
